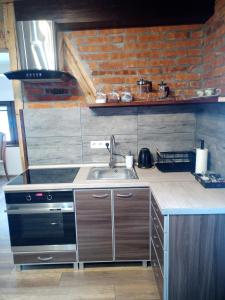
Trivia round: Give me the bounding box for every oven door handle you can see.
[4,208,74,214]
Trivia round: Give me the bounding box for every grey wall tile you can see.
[81,107,137,136]
[196,108,225,176]
[82,134,137,163]
[24,108,81,137]
[27,137,82,165]
[138,112,196,158]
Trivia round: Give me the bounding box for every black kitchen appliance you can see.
[8,167,79,185]
[5,190,76,253]
[4,167,80,266]
[138,148,153,168]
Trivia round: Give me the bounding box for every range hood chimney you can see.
[4,20,74,83]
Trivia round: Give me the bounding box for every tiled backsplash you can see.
[196,104,225,177]
[24,106,196,165]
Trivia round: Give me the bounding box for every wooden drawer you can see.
[152,224,164,271]
[151,204,164,243]
[151,241,163,300]
[13,251,76,264]
[151,194,164,226]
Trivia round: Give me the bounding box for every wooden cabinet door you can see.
[169,214,225,300]
[114,188,149,260]
[75,189,112,262]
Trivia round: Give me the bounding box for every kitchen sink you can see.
[87,167,138,180]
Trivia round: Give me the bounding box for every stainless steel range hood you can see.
[4,20,74,83]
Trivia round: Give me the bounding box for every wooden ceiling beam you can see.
[63,34,96,104]
[13,0,215,30]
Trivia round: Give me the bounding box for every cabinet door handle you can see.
[37,256,53,261]
[92,194,109,199]
[116,193,133,198]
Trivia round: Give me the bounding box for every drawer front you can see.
[151,241,163,300]
[151,204,164,243]
[13,251,76,264]
[151,194,164,226]
[152,224,164,271]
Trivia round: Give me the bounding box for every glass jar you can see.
[121,87,133,102]
[96,88,107,103]
[137,78,152,95]
[107,89,120,103]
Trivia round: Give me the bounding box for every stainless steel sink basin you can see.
[87,167,138,180]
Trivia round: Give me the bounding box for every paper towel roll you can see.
[195,148,208,174]
[125,155,133,169]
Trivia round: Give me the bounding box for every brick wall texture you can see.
[202,0,225,94]
[65,24,203,99]
[23,0,225,105]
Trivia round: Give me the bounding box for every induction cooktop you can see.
[8,168,80,185]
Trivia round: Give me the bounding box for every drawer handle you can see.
[37,256,53,261]
[153,235,158,239]
[116,193,133,198]
[92,194,109,199]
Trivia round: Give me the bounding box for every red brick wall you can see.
[23,79,85,108]
[24,0,225,107]
[202,0,225,94]
[65,24,203,99]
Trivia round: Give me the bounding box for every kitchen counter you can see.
[3,164,225,215]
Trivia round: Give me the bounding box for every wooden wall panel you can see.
[3,2,28,170]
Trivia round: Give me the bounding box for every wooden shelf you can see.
[88,96,222,108]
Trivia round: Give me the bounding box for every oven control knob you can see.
[26,194,31,202]
[47,194,52,201]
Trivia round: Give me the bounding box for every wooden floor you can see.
[0,177,160,300]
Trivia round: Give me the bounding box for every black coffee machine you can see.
[138,148,153,168]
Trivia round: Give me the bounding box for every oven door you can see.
[6,203,76,252]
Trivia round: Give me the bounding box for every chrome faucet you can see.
[109,135,116,168]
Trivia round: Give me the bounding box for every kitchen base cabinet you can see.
[169,214,225,300]
[151,191,225,300]
[114,188,149,261]
[75,188,150,264]
[75,190,113,262]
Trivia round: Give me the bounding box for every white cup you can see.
[196,89,204,97]
[204,88,221,96]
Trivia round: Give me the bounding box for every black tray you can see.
[194,173,225,188]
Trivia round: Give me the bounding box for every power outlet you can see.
[90,141,110,149]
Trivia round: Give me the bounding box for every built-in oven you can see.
[5,191,76,254]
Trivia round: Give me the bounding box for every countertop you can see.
[3,164,225,215]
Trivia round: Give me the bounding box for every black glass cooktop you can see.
[8,168,80,185]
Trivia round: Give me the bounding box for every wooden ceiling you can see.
[14,0,215,31]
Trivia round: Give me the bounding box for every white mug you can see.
[204,88,221,96]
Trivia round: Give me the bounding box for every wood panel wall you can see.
[2,3,28,170]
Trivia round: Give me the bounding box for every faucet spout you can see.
[109,135,116,168]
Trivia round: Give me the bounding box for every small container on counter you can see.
[96,88,107,103]
[107,89,120,103]
[137,78,152,96]
[158,81,170,99]
[121,87,133,102]
[125,151,133,169]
